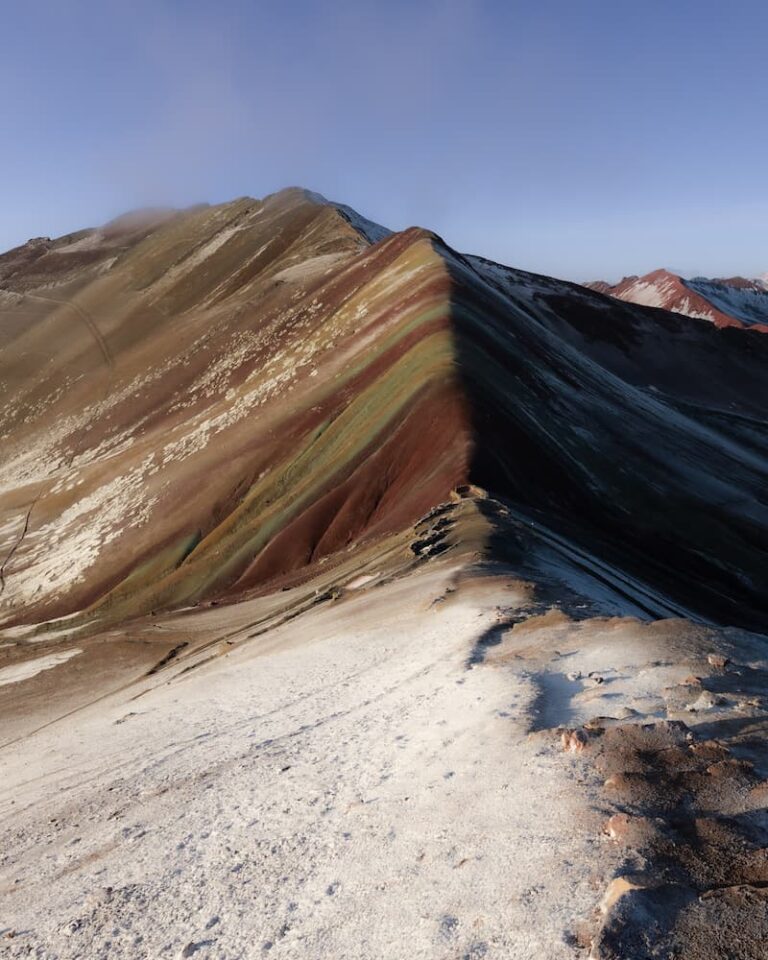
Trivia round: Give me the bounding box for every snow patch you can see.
[685,277,768,327]
[0,648,81,687]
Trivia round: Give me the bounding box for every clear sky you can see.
[3,0,767,281]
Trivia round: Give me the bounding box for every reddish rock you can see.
[586,269,768,332]
[706,758,754,779]
[689,740,729,762]
[707,653,730,669]
[604,813,636,842]
[561,729,589,754]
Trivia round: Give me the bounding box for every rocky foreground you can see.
[1,190,767,957]
[1,499,766,958]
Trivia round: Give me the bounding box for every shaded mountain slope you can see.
[1,190,767,634]
[448,252,768,630]
[587,268,768,332]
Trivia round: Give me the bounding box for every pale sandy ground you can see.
[0,563,763,959]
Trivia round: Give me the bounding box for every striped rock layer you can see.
[1,189,767,632]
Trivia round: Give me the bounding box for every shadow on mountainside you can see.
[442,240,768,634]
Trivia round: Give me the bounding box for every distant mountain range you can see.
[586,268,768,331]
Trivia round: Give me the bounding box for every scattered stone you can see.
[685,691,725,712]
[616,707,638,719]
[598,876,645,915]
[180,942,209,958]
[748,781,768,801]
[604,813,633,841]
[62,919,82,937]
[88,885,114,907]
[737,696,762,710]
[680,675,703,687]
[570,921,594,950]
[689,740,729,762]
[438,914,459,940]
[462,941,489,958]
[707,653,730,669]
[603,774,634,792]
[654,718,690,737]
[706,758,754,779]
[603,813,658,845]
[114,712,138,725]
[561,729,588,753]
[566,671,582,682]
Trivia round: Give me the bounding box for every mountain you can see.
[1,189,767,960]
[587,268,768,331]
[1,190,767,633]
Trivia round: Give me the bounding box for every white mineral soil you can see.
[1,563,744,959]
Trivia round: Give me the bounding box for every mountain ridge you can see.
[1,188,767,636]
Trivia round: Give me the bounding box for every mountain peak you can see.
[259,186,392,246]
[588,266,768,331]
[644,267,678,280]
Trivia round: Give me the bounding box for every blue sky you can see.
[3,0,767,281]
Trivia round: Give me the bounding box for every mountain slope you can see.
[1,190,767,633]
[587,268,768,331]
[451,252,768,629]
[0,190,471,624]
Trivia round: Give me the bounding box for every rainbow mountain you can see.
[1,187,767,634]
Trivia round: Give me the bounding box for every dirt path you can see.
[1,565,765,959]
[0,568,614,959]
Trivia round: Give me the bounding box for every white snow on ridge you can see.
[686,277,768,327]
[618,280,667,309]
[465,254,519,294]
[298,189,391,245]
[333,202,391,245]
